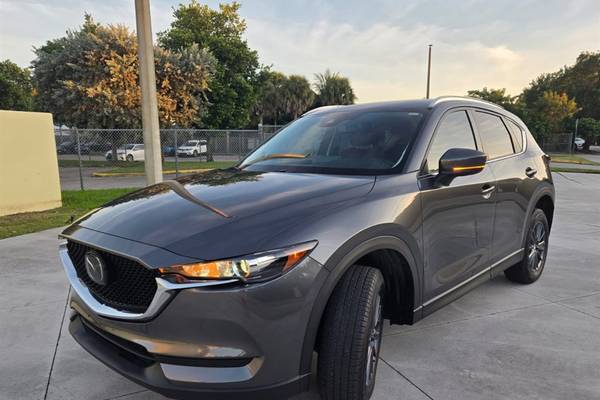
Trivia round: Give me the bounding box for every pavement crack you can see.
[512,288,600,321]
[103,389,149,400]
[553,301,600,321]
[556,172,582,184]
[380,357,435,399]
[43,286,70,400]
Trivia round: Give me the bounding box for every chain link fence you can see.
[538,132,575,154]
[55,125,284,190]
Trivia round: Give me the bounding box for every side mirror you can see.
[439,148,487,177]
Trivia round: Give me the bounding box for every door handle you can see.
[481,184,496,199]
[525,167,537,178]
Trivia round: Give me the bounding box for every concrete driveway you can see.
[1,172,599,400]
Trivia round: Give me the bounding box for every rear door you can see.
[418,109,496,305]
[471,111,530,265]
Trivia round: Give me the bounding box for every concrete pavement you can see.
[1,172,599,400]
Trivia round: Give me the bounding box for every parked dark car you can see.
[86,141,113,152]
[59,97,554,400]
[163,145,177,157]
[56,141,90,154]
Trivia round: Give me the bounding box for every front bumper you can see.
[69,314,309,400]
[61,230,328,399]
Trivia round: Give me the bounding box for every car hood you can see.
[70,169,375,260]
[178,146,195,150]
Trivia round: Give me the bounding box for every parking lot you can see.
[1,172,599,400]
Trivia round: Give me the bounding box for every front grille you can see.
[67,241,159,313]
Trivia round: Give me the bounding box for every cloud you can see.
[246,9,599,102]
[485,45,522,67]
[1,0,598,103]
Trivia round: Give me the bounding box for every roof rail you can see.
[430,96,505,110]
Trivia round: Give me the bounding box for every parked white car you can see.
[177,140,207,157]
[105,144,145,161]
[574,137,585,151]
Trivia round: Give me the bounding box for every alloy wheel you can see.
[528,220,546,272]
[365,292,383,390]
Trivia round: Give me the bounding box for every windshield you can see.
[240,110,425,174]
[183,140,197,146]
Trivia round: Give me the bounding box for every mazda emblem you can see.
[84,251,108,285]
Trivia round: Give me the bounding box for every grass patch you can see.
[59,159,237,171]
[551,167,600,174]
[59,159,123,168]
[100,161,235,174]
[548,153,600,165]
[0,188,135,240]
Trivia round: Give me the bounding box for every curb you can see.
[92,169,213,177]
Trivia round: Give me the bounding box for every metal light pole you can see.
[426,44,432,99]
[135,0,163,185]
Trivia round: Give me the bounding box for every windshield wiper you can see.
[240,153,308,168]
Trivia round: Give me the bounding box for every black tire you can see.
[126,154,134,162]
[193,150,198,157]
[317,265,384,400]
[504,208,549,284]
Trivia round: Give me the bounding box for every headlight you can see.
[158,241,317,283]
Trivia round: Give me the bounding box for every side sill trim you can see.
[59,242,237,321]
[418,248,524,310]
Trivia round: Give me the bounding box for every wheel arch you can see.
[299,224,423,375]
[521,184,555,248]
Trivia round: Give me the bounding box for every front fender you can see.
[298,224,423,375]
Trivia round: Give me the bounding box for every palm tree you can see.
[313,69,356,106]
[254,70,287,124]
[282,75,315,119]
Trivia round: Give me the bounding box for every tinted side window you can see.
[505,119,523,153]
[426,111,476,173]
[474,112,514,159]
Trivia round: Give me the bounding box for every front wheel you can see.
[317,265,384,400]
[126,154,134,162]
[505,208,549,284]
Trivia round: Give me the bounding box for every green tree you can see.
[282,75,315,119]
[522,91,578,138]
[313,69,356,106]
[253,69,287,125]
[467,87,521,115]
[159,1,259,128]
[0,59,33,111]
[32,15,215,129]
[521,51,600,119]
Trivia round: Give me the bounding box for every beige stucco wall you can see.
[0,111,62,216]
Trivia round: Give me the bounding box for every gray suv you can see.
[60,97,554,400]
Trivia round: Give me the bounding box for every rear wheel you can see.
[317,265,384,400]
[505,208,549,284]
[126,154,134,162]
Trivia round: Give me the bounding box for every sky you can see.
[1,0,599,103]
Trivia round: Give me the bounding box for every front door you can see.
[418,110,496,307]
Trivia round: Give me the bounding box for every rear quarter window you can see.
[505,119,524,153]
